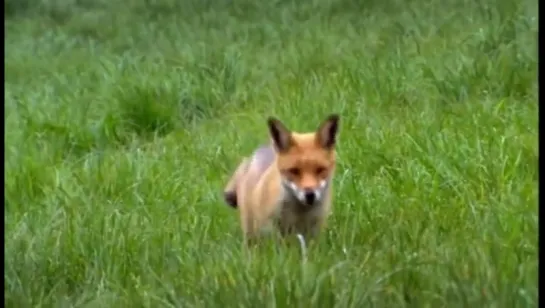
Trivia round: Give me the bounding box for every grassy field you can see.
[4,0,538,307]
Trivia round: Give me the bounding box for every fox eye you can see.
[316,167,326,175]
[287,168,301,177]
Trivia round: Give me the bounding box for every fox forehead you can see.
[276,132,336,166]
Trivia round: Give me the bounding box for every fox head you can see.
[267,114,340,207]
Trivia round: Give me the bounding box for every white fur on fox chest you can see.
[267,182,329,235]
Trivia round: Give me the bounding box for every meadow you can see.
[4,0,538,307]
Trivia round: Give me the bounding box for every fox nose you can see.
[304,190,316,204]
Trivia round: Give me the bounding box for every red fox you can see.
[223,114,340,244]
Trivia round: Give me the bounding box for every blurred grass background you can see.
[4,0,538,307]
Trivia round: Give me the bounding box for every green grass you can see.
[4,0,538,307]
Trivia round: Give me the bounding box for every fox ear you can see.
[316,114,340,149]
[267,117,292,152]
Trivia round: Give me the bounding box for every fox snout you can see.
[284,179,328,206]
[303,189,317,204]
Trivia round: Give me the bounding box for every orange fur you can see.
[223,114,341,245]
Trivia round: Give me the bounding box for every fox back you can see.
[223,114,341,243]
